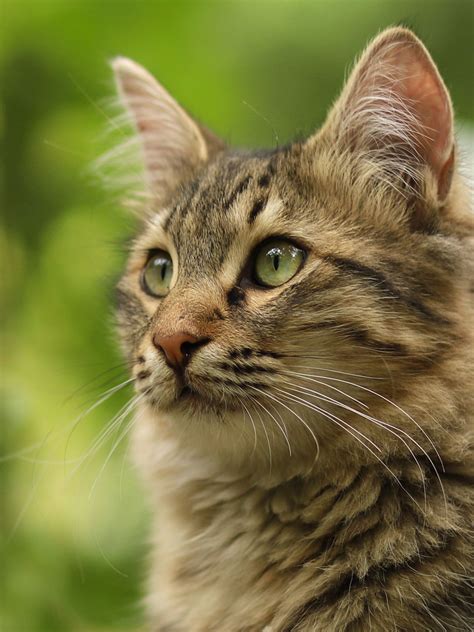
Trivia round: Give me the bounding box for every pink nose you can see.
[153,332,208,370]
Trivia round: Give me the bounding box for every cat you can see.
[110,27,473,631]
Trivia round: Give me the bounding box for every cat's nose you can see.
[153,332,210,370]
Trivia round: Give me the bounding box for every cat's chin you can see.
[175,385,222,414]
[155,382,238,419]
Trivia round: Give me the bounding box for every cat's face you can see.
[113,28,462,473]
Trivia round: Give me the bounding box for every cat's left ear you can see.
[112,57,224,207]
[315,27,454,202]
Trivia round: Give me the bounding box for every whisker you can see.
[91,526,129,579]
[280,358,385,380]
[284,370,447,515]
[241,396,272,472]
[4,375,135,542]
[236,395,257,455]
[249,386,320,464]
[64,377,136,461]
[275,386,382,453]
[309,375,443,510]
[71,371,131,411]
[68,388,138,480]
[281,380,427,465]
[88,395,143,500]
[248,393,292,456]
[286,369,445,472]
[274,387,424,512]
[280,380,430,513]
[0,376,134,465]
[281,370,369,410]
[62,362,129,405]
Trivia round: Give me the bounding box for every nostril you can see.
[180,337,210,358]
[153,332,211,370]
[180,340,195,359]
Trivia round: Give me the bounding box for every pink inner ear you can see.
[359,38,453,203]
[396,46,453,181]
[319,30,456,201]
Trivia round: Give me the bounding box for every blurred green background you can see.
[1,1,473,630]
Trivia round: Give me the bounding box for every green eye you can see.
[142,250,173,297]
[253,239,305,288]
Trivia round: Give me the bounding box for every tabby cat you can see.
[110,27,473,631]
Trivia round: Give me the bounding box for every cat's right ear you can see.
[112,57,224,206]
[312,28,455,205]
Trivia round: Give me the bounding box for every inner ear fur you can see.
[113,57,225,208]
[313,27,455,206]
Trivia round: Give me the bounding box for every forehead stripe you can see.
[164,177,201,232]
[223,174,253,212]
[248,197,267,224]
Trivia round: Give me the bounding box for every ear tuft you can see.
[319,27,454,201]
[111,57,223,208]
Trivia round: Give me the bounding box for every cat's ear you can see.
[317,27,454,202]
[112,57,224,206]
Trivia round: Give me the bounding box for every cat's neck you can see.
[133,407,469,631]
[131,400,465,521]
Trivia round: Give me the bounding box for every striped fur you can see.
[111,28,473,630]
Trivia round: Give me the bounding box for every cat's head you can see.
[112,28,468,476]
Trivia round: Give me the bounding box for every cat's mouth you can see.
[173,379,235,415]
[175,382,217,410]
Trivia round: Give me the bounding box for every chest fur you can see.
[143,458,472,632]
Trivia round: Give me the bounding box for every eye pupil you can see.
[253,239,305,288]
[142,250,173,297]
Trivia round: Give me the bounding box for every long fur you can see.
[109,27,473,631]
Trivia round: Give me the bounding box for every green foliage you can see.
[1,1,472,629]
